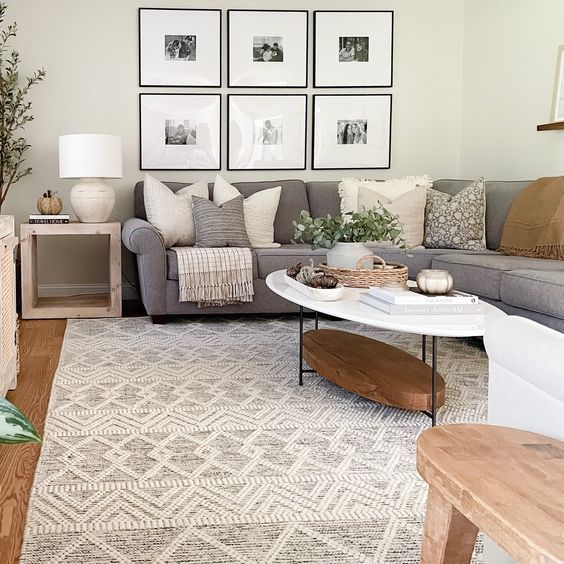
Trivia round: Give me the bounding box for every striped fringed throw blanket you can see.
[172,247,254,307]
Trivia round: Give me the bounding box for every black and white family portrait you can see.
[165,120,197,145]
[338,37,369,62]
[337,120,367,144]
[253,36,284,62]
[165,35,197,61]
[256,119,282,145]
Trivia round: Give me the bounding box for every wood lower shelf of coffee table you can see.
[303,329,445,412]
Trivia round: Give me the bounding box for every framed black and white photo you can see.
[139,8,221,87]
[314,11,393,88]
[228,10,308,87]
[140,94,221,170]
[228,95,307,170]
[312,95,392,170]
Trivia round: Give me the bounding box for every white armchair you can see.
[484,315,564,563]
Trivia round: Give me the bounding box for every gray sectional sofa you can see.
[122,179,564,331]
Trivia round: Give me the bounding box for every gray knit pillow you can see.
[193,195,251,247]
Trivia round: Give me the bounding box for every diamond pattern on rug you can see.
[20,316,485,563]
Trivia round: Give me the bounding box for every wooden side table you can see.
[20,221,122,319]
[417,424,564,563]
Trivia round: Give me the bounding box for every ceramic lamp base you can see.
[70,178,115,223]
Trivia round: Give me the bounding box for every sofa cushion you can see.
[167,249,259,280]
[432,179,529,250]
[364,245,488,279]
[254,244,484,281]
[501,270,564,319]
[432,253,564,300]
[135,179,309,245]
[254,244,327,279]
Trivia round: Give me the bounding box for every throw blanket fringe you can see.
[499,176,564,261]
[172,247,254,307]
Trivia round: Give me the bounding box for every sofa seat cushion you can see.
[432,253,564,300]
[363,245,488,279]
[167,249,259,280]
[255,244,327,279]
[501,270,564,319]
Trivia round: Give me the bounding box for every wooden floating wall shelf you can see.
[537,121,564,131]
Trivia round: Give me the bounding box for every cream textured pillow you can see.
[213,175,281,248]
[339,175,433,215]
[358,186,427,248]
[143,173,209,248]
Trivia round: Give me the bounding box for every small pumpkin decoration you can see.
[37,190,63,215]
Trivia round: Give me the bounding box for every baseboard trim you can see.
[38,283,137,301]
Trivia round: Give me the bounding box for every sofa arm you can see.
[122,218,164,255]
[121,218,167,316]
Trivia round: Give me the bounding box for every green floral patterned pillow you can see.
[424,178,486,250]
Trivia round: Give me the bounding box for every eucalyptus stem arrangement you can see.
[293,206,405,250]
[0,2,45,211]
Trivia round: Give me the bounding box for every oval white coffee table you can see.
[266,270,506,425]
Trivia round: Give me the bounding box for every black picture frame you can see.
[227,94,307,171]
[312,94,392,170]
[138,8,222,88]
[313,10,394,88]
[227,9,309,88]
[139,93,222,171]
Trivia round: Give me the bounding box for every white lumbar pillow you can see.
[339,175,433,215]
[143,173,209,248]
[357,185,427,248]
[213,175,281,248]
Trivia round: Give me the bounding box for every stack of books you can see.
[360,285,482,315]
[28,214,70,224]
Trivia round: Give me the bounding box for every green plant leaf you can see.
[0,397,41,444]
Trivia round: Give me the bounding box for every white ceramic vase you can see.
[326,242,373,269]
[70,178,115,223]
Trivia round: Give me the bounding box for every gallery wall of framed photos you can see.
[138,8,394,172]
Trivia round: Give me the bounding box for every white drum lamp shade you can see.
[59,134,123,223]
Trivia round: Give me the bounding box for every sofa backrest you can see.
[432,180,529,250]
[134,179,310,244]
[305,179,529,250]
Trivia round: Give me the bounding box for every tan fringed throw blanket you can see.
[172,247,254,307]
[499,176,564,260]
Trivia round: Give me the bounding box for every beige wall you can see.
[460,0,564,180]
[4,1,467,292]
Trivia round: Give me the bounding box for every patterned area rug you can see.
[21,316,487,563]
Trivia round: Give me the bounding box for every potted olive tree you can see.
[0,397,41,444]
[293,206,405,269]
[0,2,45,212]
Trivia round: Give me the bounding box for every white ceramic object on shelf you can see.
[69,179,116,223]
[283,273,344,302]
[416,269,454,295]
[326,242,373,269]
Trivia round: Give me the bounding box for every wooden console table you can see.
[20,221,122,319]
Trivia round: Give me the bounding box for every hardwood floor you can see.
[0,320,66,564]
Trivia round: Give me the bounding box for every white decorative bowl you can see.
[284,273,345,301]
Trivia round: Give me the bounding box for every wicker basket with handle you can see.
[320,255,408,289]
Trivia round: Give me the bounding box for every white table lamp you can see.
[59,134,123,223]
